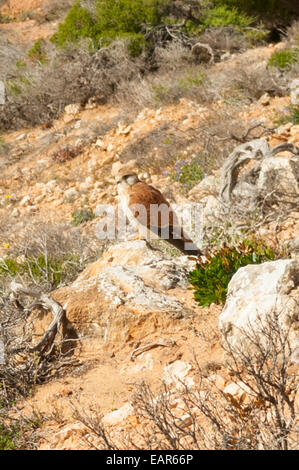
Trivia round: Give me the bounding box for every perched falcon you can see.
[117,173,201,256]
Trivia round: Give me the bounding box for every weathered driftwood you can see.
[219,139,299,205]
[10,280,68,356]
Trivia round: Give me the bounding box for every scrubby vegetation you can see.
[2,0,298,132]
[0,222,102,448]
[51,0,165,50]
[170,158,204,191]
[75,310,297,450]
[0,423,18,450]
[268,48,299,69]
[275,105,299,125]
[189,240,276,306]
[71,208,95,226]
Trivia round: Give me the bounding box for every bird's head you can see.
[116,173,139,187]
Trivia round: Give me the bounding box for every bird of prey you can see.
[116,173,201,256]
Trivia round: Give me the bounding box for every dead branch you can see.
[220,139,271,204]
[143,22,191,47]
[9,280,68,356]
[229,123,275,143]
[270,142,299,157]
[130,338,175,361]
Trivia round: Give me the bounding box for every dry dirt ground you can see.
[16,298,223,449]
[0,0,70,43]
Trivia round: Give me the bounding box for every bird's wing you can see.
[128,182,179,234]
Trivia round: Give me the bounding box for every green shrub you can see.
[202,5,254,29]
[50,1,97,47]
[0,14,14,24]
[189,240,275,306]
[94,0,164,34]
[71,208,95,226]
[152,84,169,102]
[27,38,47,63]
[287,106,299,124]
[177,72,205,89]
[6,76,30,96]
[0,254,82,289]
[275,105,299,125]
[245,27,269,46]
[215,1,283,15]
[0,423,17,450]
[268,49,298,69]
[51,0,165,52]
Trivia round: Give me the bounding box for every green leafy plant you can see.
[189,240,275,306]
[275,105,299,125]
[214,0,285,15]
[0,254,82,289]
[0,423,18,450]
[202,5,254,29]
[177,72,205,90]
[51,0,164,53]
[268,49,298,69]
[94,0,164,35]
[170,158,204,191]
[71,208,95,226]
[152,84,169,102]
[50,1,96,47]
[27,38,47,63]
[0,14,14,24]
[245,27,269,46]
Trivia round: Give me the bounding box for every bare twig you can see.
[130,338,175,361]
[9,280,68,356]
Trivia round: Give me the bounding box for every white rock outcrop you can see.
[162,360,194,390]
[54,240,195,342]
[219,259,299,354]
[290,79,299,106]
[258,156,299,197]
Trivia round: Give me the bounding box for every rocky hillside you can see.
[0,0,298,450]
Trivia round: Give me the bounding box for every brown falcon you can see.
[117,173,201,256]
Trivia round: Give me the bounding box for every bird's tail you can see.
[167,233,202,256]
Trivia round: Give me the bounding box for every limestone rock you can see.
[258,156,299,198]
[290,79,299,106]
[224,381,251,400]
[192,140,299,245]
[11,208,19,217]
[19,195,32,206]
[187,175,219,201]
[64,187,79,202]
[219,259,299,353]
[258,93,270,106]
[51,423,87,450]
[64,103,81,115]
[111,159,137,179]
[162,360,194,390]
[102,402,135,426]
[53,241,194,342]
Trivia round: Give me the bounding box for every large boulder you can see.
[219,259,299,355]
[53,240,195,342]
